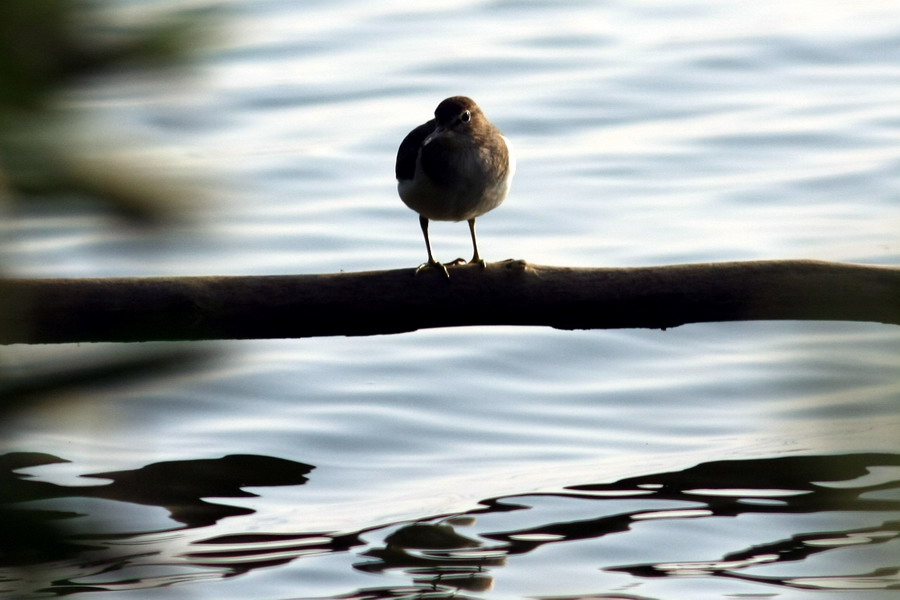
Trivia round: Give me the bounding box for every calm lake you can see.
[2,1,899,598]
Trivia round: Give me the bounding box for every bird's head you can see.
[433,96,482,131]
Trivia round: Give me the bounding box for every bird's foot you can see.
[415,260,450,278]
[448,257,487,269]
[500,258,528,272]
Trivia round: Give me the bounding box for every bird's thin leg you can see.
[421,215,437,263]
[416,215,449,277]
[468,218,486,268]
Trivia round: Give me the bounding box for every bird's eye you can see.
[460,110,471,123]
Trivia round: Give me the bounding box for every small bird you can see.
[396,96,515,276]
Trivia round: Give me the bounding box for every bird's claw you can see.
[447,257,486,269]
[500,258,528,272]
[415,260,450,278]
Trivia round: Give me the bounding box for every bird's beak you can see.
[423,125,445,146]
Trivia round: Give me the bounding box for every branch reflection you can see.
[2,452,897,596]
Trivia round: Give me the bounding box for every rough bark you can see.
[1,260,898,344]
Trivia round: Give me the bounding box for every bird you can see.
[395,96,515,277]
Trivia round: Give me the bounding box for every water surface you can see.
[1,1,899,598]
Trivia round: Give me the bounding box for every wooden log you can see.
[1,259,898,344]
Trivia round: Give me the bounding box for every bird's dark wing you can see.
[418,134,454,188]
[395,120,435,181]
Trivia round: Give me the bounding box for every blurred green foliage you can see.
[0,0,212,221]
[0,0,220,579]
[0,0,194,110]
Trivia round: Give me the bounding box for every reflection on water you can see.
[1,453,312,531]
[0,452,313,581]
[2,451,897,597]
[2,0,899,598]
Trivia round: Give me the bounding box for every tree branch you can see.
[2,260,898,344]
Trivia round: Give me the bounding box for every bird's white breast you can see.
[398,135,514,222]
